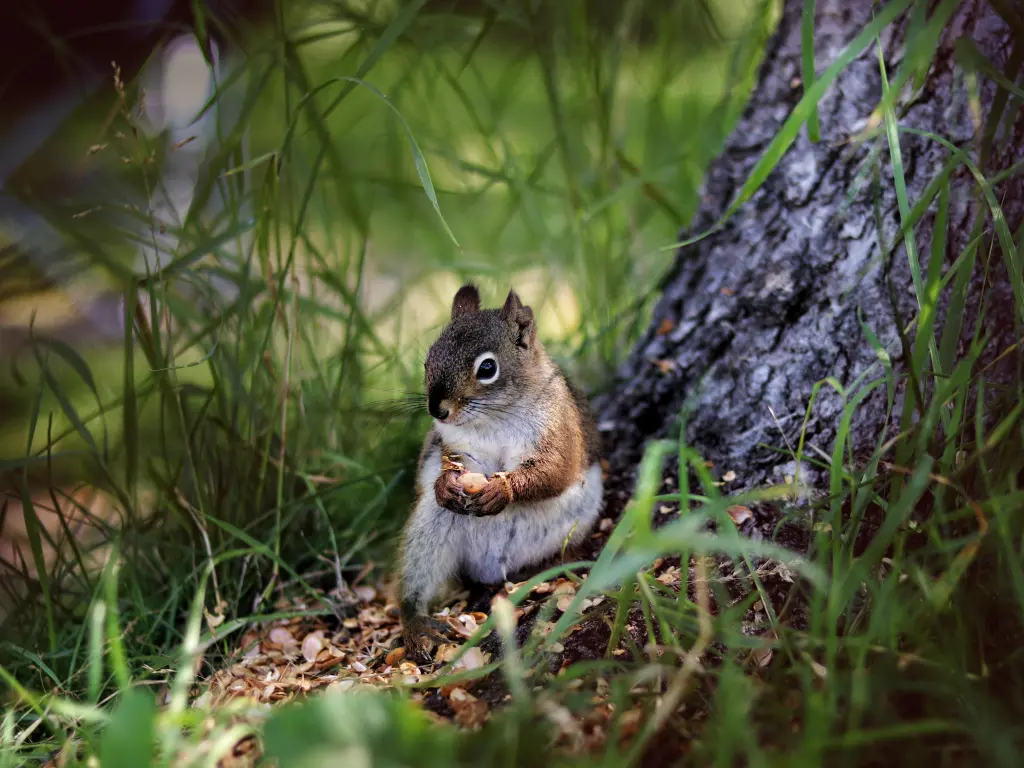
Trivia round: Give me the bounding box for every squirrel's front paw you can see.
[462,474,512,517]
[435,469,468,514]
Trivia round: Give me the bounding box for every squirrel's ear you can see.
[451,284,481,320]
[500,289,536,349]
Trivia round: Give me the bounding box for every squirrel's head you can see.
[424,283,542,426]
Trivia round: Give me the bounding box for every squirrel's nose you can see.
[427,384,452,421]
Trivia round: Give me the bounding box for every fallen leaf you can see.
[727,506,753,525]
[721,287,734,296]
[301,631,324,663]
[553,581,576,595]
[451,614,479,638]
[652,358,676,374]
[656,566,681,586]
[204,608,225,631]
[353,585,377,603]
[722,470,736,482]
[656,318,675,335]
[449,688,489,728]
[434,644,461,664]
[240,631,261,659]
[385,647,406,666]
[773,561,796,583]
[457,646,488,672]
[441,455,466,473]
[267,627,295,647]
[752,631,777,668]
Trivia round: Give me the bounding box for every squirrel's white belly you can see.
[422,421,603,585]
[458,462,603,584]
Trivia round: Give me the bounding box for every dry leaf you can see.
[204,608,225,631]
[655,318,675,335]
[652,358,676,374]
[722,470,736,482]
[301,632,324,663]
[353,585,377,603]
[435,644,462,664]
[441,455,466,472]
[267,627,295,647]
[240,631,261,659]
[727,506,753,525]
[752,630,777,668]
[449,688,489,728]
[459,647,487,671]
[450,614,479,638]
[553,580,576,595]
[656,566,681,586]
[385,647,406,666]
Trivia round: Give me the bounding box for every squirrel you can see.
[398,283,603,659]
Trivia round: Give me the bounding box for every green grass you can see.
[2,0,1023,765]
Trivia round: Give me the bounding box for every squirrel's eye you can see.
[474,354,499,383]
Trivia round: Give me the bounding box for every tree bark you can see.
[594,0,1023,516]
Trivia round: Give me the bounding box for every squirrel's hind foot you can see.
[401,614,452,664]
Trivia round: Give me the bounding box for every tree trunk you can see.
[594,0,1023,517]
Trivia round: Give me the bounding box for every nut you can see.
[459,472,488,494]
